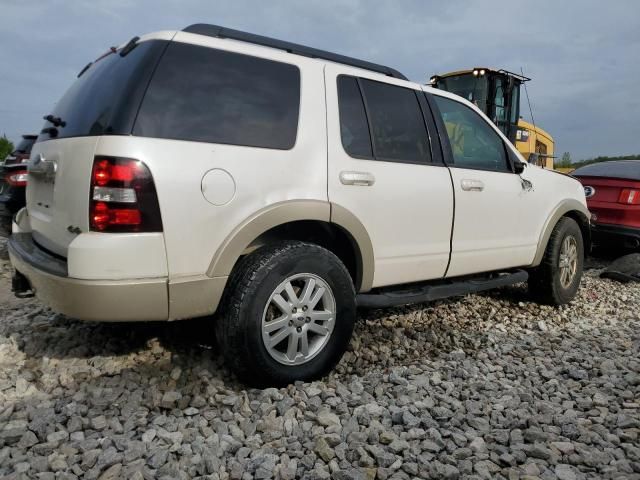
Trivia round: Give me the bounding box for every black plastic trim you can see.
[425,93,454,166]
[417,92,444,165]
[182,23,407,80]
[8,233,68,277]
[592,223,640,245]
[357,270,528,308]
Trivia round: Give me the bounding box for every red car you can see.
[572,160,640,249]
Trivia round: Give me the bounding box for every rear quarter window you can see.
[133,42,301,150]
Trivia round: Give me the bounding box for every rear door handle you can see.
[461,179,484,192]
[340,171,375,186]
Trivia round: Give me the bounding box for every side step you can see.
[356,269,528,309]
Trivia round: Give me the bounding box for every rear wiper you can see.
[41,127,58,138]
[43,114,66,128]
[119,36,140,57]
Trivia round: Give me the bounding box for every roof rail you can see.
[182,24,408,81]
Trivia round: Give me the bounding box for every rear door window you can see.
[134,42,301,150]
[359,79,431,164]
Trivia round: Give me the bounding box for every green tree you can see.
[0,135,14,160]
[557,152,572,168]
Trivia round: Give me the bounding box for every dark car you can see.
[572,160,640,249]
[0,134,37,235]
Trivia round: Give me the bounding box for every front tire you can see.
[216,241,356,386]
[528,217,584,305]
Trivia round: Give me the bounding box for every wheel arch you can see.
[206,201,375,292]
[532,199,591,267]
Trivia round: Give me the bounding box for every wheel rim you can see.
[559,234,578,288]
[261,273,336,366]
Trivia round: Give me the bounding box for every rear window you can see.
[572,161,640,181]
[37,40,168,142]
[133,42,301,150]
[13,137,36,154]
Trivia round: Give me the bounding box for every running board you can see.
[356,270,528,308]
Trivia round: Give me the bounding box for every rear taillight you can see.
[5,170,28,187]
[89,157,162,232]
[618,189,640,205]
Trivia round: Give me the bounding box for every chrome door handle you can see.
[340,171,375,186]
[461,179,484,192]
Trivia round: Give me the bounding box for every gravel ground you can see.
[0,245,639,480]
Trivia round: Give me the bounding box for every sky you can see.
[0,0,638,160]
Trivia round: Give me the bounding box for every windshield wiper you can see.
[41,126,59,138]
[43,114,66,128]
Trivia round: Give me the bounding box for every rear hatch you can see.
[27,38,168,257]
[577,176,640,227]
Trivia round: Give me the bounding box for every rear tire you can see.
[216,241,356,387]
[528,217,584,305]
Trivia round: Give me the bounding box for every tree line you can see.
[556,152,640,170]
[0,135,14,160]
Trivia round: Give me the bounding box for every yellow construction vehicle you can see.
[429,68,554,169]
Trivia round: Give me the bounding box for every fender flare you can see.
[532,199,591,267]
[206,200,375,292]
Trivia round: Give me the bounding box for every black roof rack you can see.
[182,24,408,81]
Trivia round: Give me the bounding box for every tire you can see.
[216,241,356,386]
[528,217,584,305]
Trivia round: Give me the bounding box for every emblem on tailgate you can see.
[583,186,595,198]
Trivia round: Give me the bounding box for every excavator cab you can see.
[430,68,555,169]
[430,68,526,144]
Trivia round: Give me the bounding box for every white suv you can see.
[9,24,590,385]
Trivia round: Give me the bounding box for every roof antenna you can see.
[521,67,536,133]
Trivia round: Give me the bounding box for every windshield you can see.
[38,40,167,142]
[437,74,488,110]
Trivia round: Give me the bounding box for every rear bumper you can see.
[592,223,640,248]
[8,232,169,321]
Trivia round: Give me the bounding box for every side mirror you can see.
[506,145,526,174]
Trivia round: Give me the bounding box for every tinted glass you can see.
[360,79,431,163]
[38,41,166,141]
[434,95,509,172]
[14,137,36,154]
[437,74,488,110]
[134,42,300,149]
[572,160,640,180]
[337,76,372,158]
